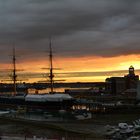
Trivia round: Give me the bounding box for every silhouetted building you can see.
[124,66,139,89]
[106,77,126,95]
[106,66,139,95]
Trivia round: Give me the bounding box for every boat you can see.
[127,136,140,140]
[0,43,74,112]
[0,110,10,116]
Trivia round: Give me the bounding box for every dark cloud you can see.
[0,0,140,61]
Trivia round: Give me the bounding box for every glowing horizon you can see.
[0,54,140,83]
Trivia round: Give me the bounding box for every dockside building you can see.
[106,66,139,95]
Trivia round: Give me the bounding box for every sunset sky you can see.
[0,0,140,83]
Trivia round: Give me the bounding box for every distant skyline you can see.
[0,0,140,83]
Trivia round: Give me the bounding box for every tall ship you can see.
[0,43,74,112]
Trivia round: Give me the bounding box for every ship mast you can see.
[12,47,17,95]
[49,39,54,94]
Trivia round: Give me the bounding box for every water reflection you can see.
[28,87,90,94]
[28,87,65,94]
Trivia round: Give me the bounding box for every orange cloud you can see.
[1,54,140,83]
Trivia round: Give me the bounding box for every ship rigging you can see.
[12,47,17,95]
[49,39,54,94]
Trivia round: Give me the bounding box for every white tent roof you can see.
[25,93,73,102]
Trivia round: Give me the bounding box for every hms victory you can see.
[0,42,74,112]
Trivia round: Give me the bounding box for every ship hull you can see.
[0,96,74,112]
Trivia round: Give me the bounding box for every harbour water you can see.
[28,88,65,94]
[0,116,98,140]
[0,135,96,140]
